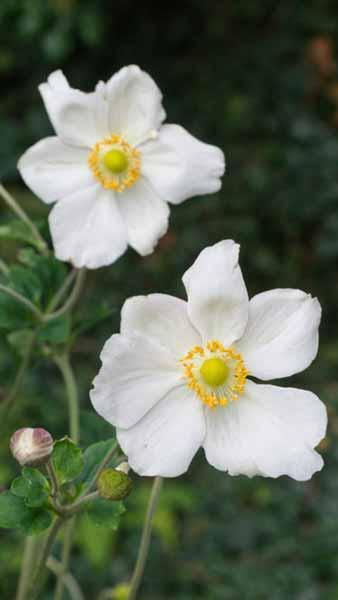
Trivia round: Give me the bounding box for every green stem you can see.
[0,183,48,255]
[0,330,37,417]
[0,284,42,319]
[29,517,63,600]
[54,354,79,443]
[127,477,163,600]
[46,269,77,313]
[53,518,76,600]
[0,258,9,274]
[47,556,84,600]
[16,536,41,600]
[44,269,86,322]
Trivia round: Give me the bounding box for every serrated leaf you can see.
[80,438,117,485]
[86,498,125,529]
[0,491,31,529]
[18,249,67,310]
[11,468,50,508]
[52,438,84,485]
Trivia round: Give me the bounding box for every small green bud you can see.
[111,583,130,600]
[97,468,132,501]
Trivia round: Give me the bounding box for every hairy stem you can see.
[127,477,163,600]
[0,183,48,255]
[29,517,63,600]
[54,354,79,443]
[46,269,77,313]
[0,330,37,418]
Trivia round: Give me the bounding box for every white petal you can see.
[39,70,109,147]
[141,124,225,204]
[106,65,166,145]
[18,137,93,204]
[236,289,321,380]
[203,380,327,481]
[90,334,182,429]
[49,184,127,269]
[118,177,169,255]
[117,386,205,477]
[121,294,201,358]
[182,240,249,346]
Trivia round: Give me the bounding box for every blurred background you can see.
[1,1,338,598]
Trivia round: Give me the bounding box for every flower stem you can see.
[84,441,119,495]
[127,477,163,600]
[29,517,63,600]
[53,518,76,600]
[47,556,84,600]
[53,353,79,443]
[46,269,77,313]
[16,536,41,600]
[0,183,48,255]
[44,269,86,322]
[0,330,37,418]
[0,284,42,319]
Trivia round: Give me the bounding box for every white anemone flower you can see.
[18,66,225,269]
[90,240,327,480]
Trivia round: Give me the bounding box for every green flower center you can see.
[103,149,129,174]
[200,357,229,387]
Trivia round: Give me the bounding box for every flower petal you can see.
[18,137,93,204]
[106,65,166,145]
[117,386,205,477]
[141,124,225,204]
[121,294,201,358]
[236,289,321,380]
[117,177,169,255]
[90,334,182,429]
[182,240,249,346]
[49,184,127,268]
[39,70,109,147]
[203,380,327,481]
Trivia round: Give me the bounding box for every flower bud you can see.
[10,427,53,467]
[111,583,130,600]
[97,468,132,501]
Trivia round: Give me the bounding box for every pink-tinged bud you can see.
[10,428,54,466]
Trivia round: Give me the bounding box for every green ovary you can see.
[200,358,229,387]
[103,149,129,174]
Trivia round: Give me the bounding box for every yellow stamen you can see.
[88,135,140,192]
[180,340,249,409]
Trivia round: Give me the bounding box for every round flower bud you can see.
[10,427,53,467]
[111,583,130,600]
[97,468,133,501]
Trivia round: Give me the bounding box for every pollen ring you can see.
[88,134,141,192]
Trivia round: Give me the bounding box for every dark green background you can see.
[1,1,338,598]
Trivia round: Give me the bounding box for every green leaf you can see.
[0,491,31,529]
[38,314,71,344]
[80,438,117,485]
[21,508,53,535]
[52,438,84,485]
[0,219,41,249]
[7,329,34,357]
[86,498,125,529]
[11,468,50,508]
[18,249,67,310]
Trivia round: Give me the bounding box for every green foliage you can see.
[85,497,125,529]
[51,438,84,485]
[0,219,42,249]
[80,438,117,485]
[0,490,52,534]
[11,467,50,508]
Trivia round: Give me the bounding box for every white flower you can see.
[18,66,225,269]
[90,240,327,480]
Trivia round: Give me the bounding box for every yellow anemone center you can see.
[88,135,140,192]
[180,340,249,409]
[103,149,129,174]
[200,358,229,387]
